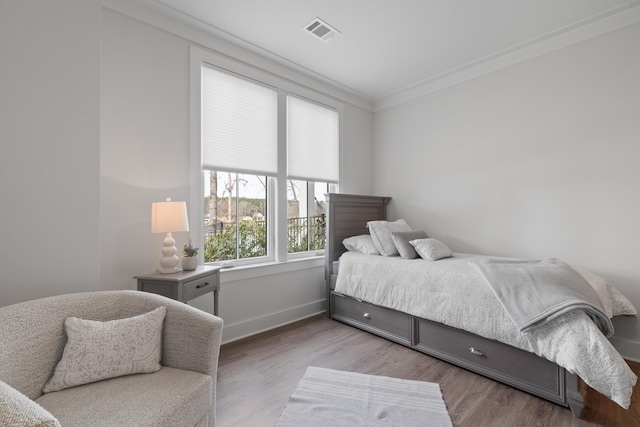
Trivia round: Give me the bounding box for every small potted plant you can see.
[181,239,199,271]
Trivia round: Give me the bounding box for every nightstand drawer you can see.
[184,275,217,301]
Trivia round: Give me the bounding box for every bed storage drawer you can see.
[331,293,412,345]
[415,318,565,404]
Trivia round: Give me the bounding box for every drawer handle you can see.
[363,312,372,320]
[196,282,209,289]
[469,347,485,357]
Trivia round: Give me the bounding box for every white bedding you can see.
[334,252,638,408]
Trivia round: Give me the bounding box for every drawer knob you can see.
[469,347,485,357]
[363,312,372,319]
[196,282,209,289]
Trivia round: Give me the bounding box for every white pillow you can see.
[342,235,380,255]
[43,306,166,393]
[367,219,412,256]
[410,238,453,261]
[607,284,638,316]
[573,266,637,318]
[391,230,429,259]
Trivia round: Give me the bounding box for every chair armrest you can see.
[160,303,223,377]
[0,380,61,427]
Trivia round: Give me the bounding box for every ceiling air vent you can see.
[304,17,340,43]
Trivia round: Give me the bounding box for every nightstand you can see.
[135,265,220,316]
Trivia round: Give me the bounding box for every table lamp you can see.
[151,197,189,273]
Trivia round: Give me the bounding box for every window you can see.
[287,181,329,255]
[196,54,340,266]
[204,171,268,262]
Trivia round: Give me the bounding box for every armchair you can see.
[0,290,223,427]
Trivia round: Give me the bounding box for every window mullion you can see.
[307,182,314,252]
[275,90,288,262]
[235,179,240,259]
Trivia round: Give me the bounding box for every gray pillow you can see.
[43,306,166,393]
[391,230,429,259]
[0,380,61,427]
[410,238,453,261]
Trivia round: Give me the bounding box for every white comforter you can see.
[334,252,638,408]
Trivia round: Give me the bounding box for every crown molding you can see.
[101,0,374,111]
[373,3,640,112]
[103,0,640,114]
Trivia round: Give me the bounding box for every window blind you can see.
[287,95,339,183]
[201,64,278,175]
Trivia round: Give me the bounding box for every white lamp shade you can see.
[151,199,189,234]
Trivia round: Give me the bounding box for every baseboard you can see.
[611,316,640,363]
[221,299,326,344]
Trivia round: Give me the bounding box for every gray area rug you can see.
[275,367,453,427]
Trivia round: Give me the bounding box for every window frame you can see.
[202,171,273,266]
[190,47,342,267]
[286,180,331,260]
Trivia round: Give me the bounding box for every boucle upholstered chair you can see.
[0,290,223,427]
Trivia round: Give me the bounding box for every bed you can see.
[324,193,637,417]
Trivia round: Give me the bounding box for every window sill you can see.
[211,256,324,284]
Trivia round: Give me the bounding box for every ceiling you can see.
[146,0,638,104]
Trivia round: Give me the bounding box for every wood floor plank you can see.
[215,315,638,427]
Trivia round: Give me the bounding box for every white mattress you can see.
[334,251,637,408]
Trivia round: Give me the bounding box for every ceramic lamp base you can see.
[158,232,180,274]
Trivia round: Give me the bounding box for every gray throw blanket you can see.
[471,258,614,337]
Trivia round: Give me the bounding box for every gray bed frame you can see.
[324,193,584,417]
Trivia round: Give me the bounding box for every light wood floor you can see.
[216,314,639,427]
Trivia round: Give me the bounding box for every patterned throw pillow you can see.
[42,306,166,393]
[410,238,453,261]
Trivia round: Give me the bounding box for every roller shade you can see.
[287,95,339,183]
[201,64,278,175]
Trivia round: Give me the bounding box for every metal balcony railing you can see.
[203,214,325,261]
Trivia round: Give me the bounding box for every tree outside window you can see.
[203,172,267,262]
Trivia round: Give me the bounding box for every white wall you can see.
[100,9,374,342]
[100,8,192,290]
[0,3,373,345]
[0,0,102,306]
[374,23,640,348]
[342,104,374,195]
